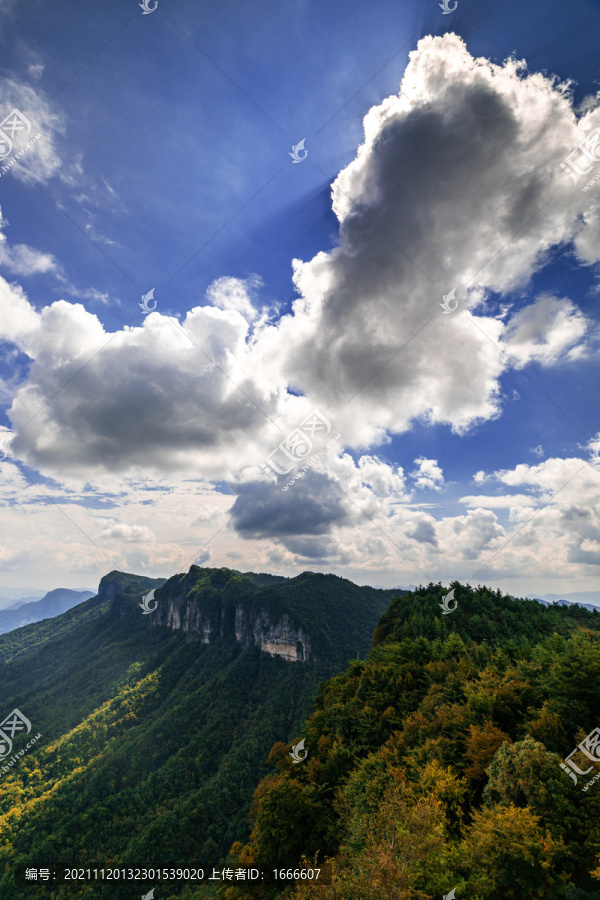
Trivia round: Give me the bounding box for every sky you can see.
[0,0,599,598]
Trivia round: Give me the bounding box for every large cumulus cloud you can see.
[257,34,596,447]
[0,276,286,477]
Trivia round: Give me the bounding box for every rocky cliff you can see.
[150,566,313,662]
[234,607,311,661]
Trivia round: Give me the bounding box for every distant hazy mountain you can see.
[380,587,600,610]
[0,588,44,610]
[0,595,42,611]
[370,584,418,592]
[527,590,600,611]
[0,587,94,635]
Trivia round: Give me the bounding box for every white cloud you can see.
[97,522,156,542]
[229,447,600,586]
[435,507,504,562]
[459,493,535,508]
[502,293,589,367]
[62,286,111,304]
[252,33,594,447]
[409,457,444,490]
[27,64,44,82]
[0,279,288,479]
[405,515,438,546]
[0,427,11,459]
[0,241,57,277]
[586,432,600,464]
[0,208,116,309]
[0,206,59,277]
[456,457,600,574]
[206,275,262,321]
[0,461,231,586]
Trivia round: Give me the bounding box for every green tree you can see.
[461,802,566,898]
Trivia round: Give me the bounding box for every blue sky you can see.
[0,0,599,597]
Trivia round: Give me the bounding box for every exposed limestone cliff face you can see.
[150,567,312,663]
[234,607,311,662]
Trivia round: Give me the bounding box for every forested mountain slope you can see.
[0,566,395,900]
[229,583,600,900]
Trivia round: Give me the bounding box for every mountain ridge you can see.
[527,590,600,609]
[0,587,95,635]
[0,564,397,898]
[138,566,401,667]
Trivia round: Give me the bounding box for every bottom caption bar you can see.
[17,865,333,885]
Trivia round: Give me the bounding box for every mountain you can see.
[0,588,44,611]
[232,582,600,900]
[0,565,397,899]
[0,587,95,635]
[543,590,600,609]
[0,596,41,611]
[527,590,600,609]
[554,598,599,613]
[145,566,399,667]
[370,583,419,591]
